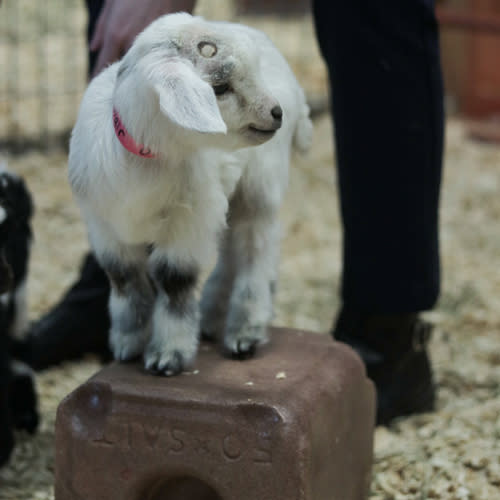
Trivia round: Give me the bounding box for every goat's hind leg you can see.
[223,212,280,359]
[199,230,234,342]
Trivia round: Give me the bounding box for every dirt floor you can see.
[0,113,499,499]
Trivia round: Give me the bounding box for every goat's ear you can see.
[154,61,227,134]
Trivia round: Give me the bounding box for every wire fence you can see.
[0,0,88,152]
[0,0,328,154]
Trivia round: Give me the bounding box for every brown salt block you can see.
[55,327,375,500]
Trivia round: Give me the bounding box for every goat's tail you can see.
[293,101,313,154]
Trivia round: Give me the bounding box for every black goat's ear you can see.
[0,199,13,250]
[0,172,33,222]
[0,204,9,238]
[9,176,33,221]
[0,252,13,294]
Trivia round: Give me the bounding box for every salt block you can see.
[55,327,375,500]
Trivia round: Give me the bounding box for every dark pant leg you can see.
[312,0,444,313]
[85,0,105,76]
[78,0,109,330]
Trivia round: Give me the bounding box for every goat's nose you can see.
[271,105,283,121]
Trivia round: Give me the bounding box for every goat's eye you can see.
[213,83,230,96]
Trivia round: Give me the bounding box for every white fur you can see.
[68,13,312,375]
[9,279,29,340]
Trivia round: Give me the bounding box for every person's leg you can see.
[312,0,443,424]
[86,0,105,77]
[18,0,111,370]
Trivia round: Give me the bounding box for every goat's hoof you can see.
[144,350,185,376]
[224,325,268,359]
[113,346,142,362]
[110,332,146,362]
[233,339,258,360]
[0,429,15,467]
[14,411,39,435]
[225,337,259,360]
[9,372,39,434]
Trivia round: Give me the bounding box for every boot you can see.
[333,308,435,426]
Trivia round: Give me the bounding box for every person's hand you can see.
[90,0,196,78]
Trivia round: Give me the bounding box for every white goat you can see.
[69,13,313,376]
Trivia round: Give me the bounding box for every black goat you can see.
[0,168,38,467]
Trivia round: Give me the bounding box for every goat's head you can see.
[114,13,283,150]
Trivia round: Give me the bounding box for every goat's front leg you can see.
[9,360,38,434]
[0,345,14,466]
[224,211,280,358]
[145,251,200,376]
[100,254,155,362]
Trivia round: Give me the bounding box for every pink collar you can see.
[112,108,157,159]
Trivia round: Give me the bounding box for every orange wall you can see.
[440,0,500,117]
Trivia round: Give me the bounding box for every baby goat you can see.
[69,13,313,376]
[0,166,38,466]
